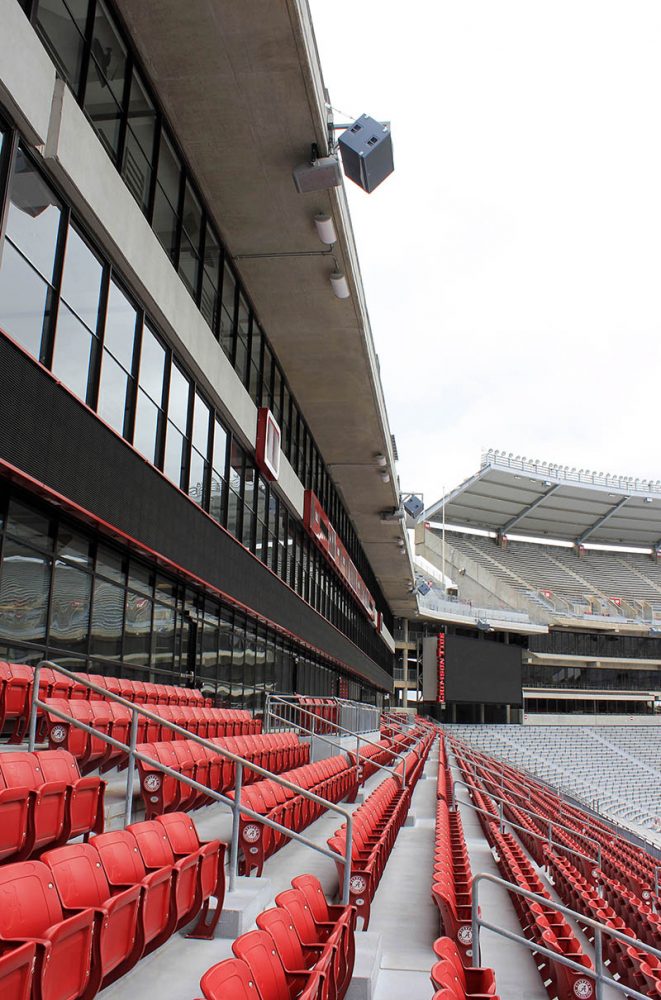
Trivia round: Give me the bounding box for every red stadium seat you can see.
[41,842,142,988]
[128,819,201,930]
[0,751,68,857]
[199,957,259,1000]
[0,860,96,1000]
[32,749,105,842]
[0,940,36,1000]
[155,811,226,939]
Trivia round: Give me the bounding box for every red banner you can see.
[436,632,446,703]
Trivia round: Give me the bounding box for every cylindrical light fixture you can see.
[330,271,350,299]
[374,453,387,468]
[314,213,337,245]
[380,471,390,483]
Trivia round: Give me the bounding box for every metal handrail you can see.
[265,694,410,788]
[471,871,661,1000]
[27,660,355,903]
[452,787,601,873]
[450,775,603,869]
[265,693,380,737]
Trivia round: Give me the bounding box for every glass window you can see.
[122,70,157,213]
[168,363,189,431]
[5,500,52,549]
[219,263,235,359]
[179,181,203,296]
[5,148,62,282]
[192,393,210,455]
[84,61,123,159]
[56,526,92,567]
[51,302,94,400]
[95,544,125,584]
[124,591,152,663]
[152,131,181,261]
[138,324,166,403]
[49,559,91,652]
[89,1,128,106]
[200,229,221,332]
[35,0,89,94]
[210,418,227,524]
[234,292,250,382]
[163,425,185,486]
[0,539,52,644]
[60,225,103,332]
[133,390,160,462]
[90,576,125,657]
[103,280,136,370]
[0,241,52,358]
[152,600,175,667]
[97,351,129,433]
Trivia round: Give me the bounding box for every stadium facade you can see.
[0,0,415,707]
[415,451,661,724]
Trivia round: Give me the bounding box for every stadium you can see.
[0,3,659,1000]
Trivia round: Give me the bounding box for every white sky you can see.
[308,0,661,509]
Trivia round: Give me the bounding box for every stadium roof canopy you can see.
[424,451,661,548]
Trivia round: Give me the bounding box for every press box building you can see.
[0,0,414,707]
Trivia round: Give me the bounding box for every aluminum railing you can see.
[264,693,380,738]
[265,695,410,788]
[471,871,661,1000]
[26,661,355,902]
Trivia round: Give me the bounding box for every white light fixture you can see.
[314,213,337,245]
[380,471,390,483]
[374,453,387,468]
[397,538,405,548]
[330,271,350,299]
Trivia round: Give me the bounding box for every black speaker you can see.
[403,495,424,518]
[338,115,394,194]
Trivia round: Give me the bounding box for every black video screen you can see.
[445,635,522,704]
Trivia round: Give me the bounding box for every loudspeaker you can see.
[403,495,424,519]
[292,156,343,193]
[338,115,394,193]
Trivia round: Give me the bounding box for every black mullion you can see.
[172,151,185,273]
[155,345,172,471]
[86,263,110,409]
[230,278,240,371]
[195,215,207,309]
[78,0,98,107]
[147,116,162,226]
[202,401,213,512]
[0,129,19,264]
[123,305,143,443]
[41,204,71,370]
[116,49,134,171]
[181,374,195,493]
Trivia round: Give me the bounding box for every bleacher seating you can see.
[0,663,218,744]
[328,732,433,927]
[196,872,356,1000]
[135,733,309,819]
[431,937,498,997]
[0,748,105,862]
[231,754,359,876]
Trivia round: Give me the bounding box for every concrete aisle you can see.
[370,751,439,1000]
[453,775,548,1000]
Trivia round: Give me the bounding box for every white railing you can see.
[417,591,532,623]
[482,449,661,495]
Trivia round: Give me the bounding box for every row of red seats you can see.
[0,812,224,1000]
[455,740,658,904]
[195,873,355,1000]
[328,734,433,928]
[432,754,475,964]
[296,696,340,735]
[231,755,359,877]
[347,732,415,784]
[431,936,498,999]
[0,749,104,863]
[450,742,596,1000]
[42,699,262,774]
[136,733,309,819]
[0,662,211,743]
[546,848,661,999]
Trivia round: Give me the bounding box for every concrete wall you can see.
[523,713,661,726]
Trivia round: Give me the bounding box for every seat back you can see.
[0,860,65,937]
[255,907,308,972]
[0,751,40,790]
[128,820,175,868]
[200,958,258,1000]
[274,888,319,943]
[41,842,109,908]
[291,873,332,923]
[155,812,201,854]
[93,829,147,885]
[232,929,292,1000]
[33,748,81,784]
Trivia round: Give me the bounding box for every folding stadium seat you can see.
[101,702,133,772]
[290,874,357,996]
[0,662,33,742]
[38,667,75,701]
[92,828,176,953]
[0,751,68,857]
[136,741,184,818]
[33,749,105,842]
[431,937,497,996]
[169,741,203,811]
[0,769,31,861]
[128,819,201,930]
[44,698,112,773]
[0,859,96,1000]
[41,842,142,989]
[155,812,226,938]
[274,887,353,998]
[83,673,108,700]
[199,957,260,1000]
[233,928,323,1000]
[255,907,335,1000]
[142,682,160,705]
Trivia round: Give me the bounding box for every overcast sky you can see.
[308,0,661,509]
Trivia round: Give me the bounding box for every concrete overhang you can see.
[113,0,416,617]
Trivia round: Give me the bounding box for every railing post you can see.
[341,812,353,905]
[27,661,42,752]
[498,801,504,833]
[547,820,553,850]
[124,708,139,828]
[229,762,243,893]
[594,926,604,1000]
[471,876,481,966]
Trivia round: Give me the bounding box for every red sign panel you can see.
[436,632,446,704]
[304,490,377,624]
[256,408,281,481]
